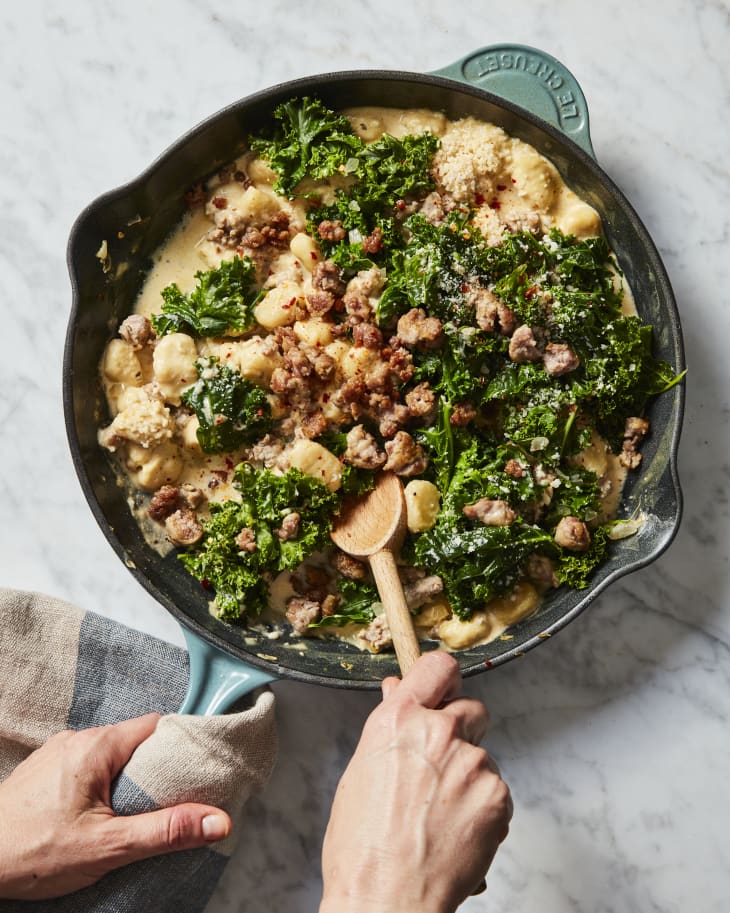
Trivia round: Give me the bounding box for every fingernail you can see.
[202,814,229,841]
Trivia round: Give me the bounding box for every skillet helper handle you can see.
[431,43,596,160]
[368,549,420,675]
[178,626,275,716]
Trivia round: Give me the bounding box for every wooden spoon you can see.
[331,472,420,674]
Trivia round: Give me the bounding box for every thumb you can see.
[105,803,232,867]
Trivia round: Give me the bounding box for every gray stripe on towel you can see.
[66,611,189,728]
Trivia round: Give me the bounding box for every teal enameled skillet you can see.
[64,44,685,713]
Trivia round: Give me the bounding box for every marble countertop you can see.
[2,1,728,910]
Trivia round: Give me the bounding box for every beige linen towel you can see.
[0,588,277,913]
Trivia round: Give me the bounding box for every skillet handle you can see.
[178,625,276,716]
[430,43,596,159]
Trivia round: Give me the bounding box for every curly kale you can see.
[249,97,363,197]
[152,256,260,338]
[181,357,271,454]
[180,464,340,620]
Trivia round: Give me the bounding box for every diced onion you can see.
[608,518,642,540]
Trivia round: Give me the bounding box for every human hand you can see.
[319,651,512,913]
[0,714,232,900]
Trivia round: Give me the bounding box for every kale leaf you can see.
[411,521,553,619]
[357,132,439,204]
[309,578,378,628]
[554,525,610,588]
[250,97,363,197]
[181,356,271,454]
[151,256,259,338]
[180,464,340,620]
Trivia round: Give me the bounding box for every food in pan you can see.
[98,98,682,653]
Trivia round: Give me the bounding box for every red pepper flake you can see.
[212,196,227,209]
[396,199,406,211]
[310,251,319,260]
[282,297,296,310]
[511,177,517,183]
[484,659,494,670]
[474,192,485,205]
[461,283,469,293]
[322,392,330,403]
[525,286,538,299]
[225,457,234,469]
[496,183,507,192]
[256,408,264,417]
[201,579,211,589]
[489,198,501,211]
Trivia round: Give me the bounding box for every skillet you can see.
[64,44,685,712]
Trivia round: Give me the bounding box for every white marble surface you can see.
[1,0,729,910]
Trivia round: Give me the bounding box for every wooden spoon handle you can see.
[369,548,421,675]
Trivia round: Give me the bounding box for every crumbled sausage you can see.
[164,509,203,547]
[361,227,384,254]
[358,615,392,653]
[312,259,346,297]
[343,290,372,323]
[462,498,517,526]
[470,287,516,336]
[396,308,444,350]
[383,431,428,476]
[504,459,524,479]
[283,347,314,378]
[403,575,444,610]
[343,424,386,469]
[286,597,321,633]
[235,527,257,553]
[543,342,580,377]
[351,322,383,350]
[317,220,346,242]
[273,326,298,354]
[405,383,437,423]
[321,594,339,617]
[306,290,336,317]
[508,325,542,363]
[179,483,204,509]
[276,512,301,541]
[347,266,385,299]
[303,346,336,381]
[554,516,591,551]
[270,367,312,410]
[148,485,181,522]
[386,344,414,384]
[259,211,291,248]
[378,403,411,439]
[449,402,477,427]
[119,314,154,350]
[250,434,285,469]
[334,550,368,580]
[300,412,328,440]
[619,416,650,469]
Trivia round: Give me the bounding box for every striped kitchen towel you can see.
[0,588,278,913]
